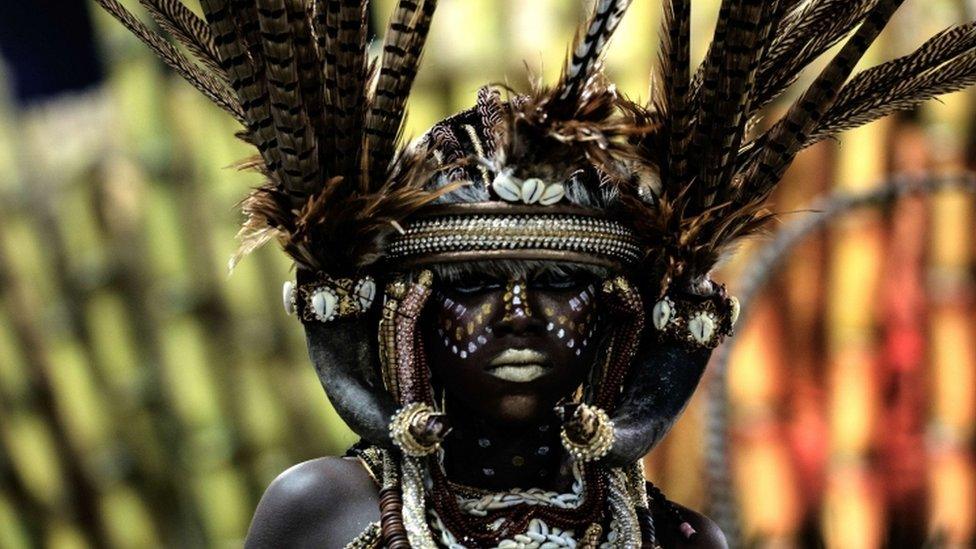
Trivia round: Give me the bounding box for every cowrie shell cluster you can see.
[491,172,566,206]
[282,276,376,323]
[653,293,740,347]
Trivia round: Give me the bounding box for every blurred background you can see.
[0,0,974,547]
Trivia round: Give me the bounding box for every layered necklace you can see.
[346,448,654,548]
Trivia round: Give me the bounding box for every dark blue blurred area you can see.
[0,0,105,107]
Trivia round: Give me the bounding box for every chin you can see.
[491,392,559,425]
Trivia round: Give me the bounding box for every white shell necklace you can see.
[402,456,645,548]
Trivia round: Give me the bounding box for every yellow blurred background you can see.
[0,0,973,547]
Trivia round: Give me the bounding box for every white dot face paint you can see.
[431,289,495,362]
[421,273,606,426]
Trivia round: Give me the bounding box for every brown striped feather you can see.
[199,0,281,174]
[333,0,371,186]
[365,0,439,190]
[96,0,245,123]
[138,0,227,79]
[744,0,906,195]
[551,0,634,116]
[257,0,319,193]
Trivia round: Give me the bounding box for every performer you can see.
[97,0,976,546]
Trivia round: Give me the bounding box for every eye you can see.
[451,275,504,295]
[531,272,581,291]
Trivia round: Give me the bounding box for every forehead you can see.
[428,260,609,284]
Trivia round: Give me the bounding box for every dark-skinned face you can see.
[421,267,603,425]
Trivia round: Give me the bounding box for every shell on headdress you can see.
[311,288,338,322]
[729,296,741,328]
[282,281,297,316]
[652,299,672,330]
[521,178,545,204]
[539,182,566,205]
[492,172,522,202]
[688,312,715,345]
[355,278,377,311]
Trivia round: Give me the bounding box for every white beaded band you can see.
[387,212,641,268]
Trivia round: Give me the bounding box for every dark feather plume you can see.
[749,0,877,115]
[331,0,371,185]
[285,0,326,156]
[692,1,779,208]
[808,22,976,144]
[96,0,245,123]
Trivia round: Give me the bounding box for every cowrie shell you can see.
[652,299,672,330]
[688,312,716,344]
[539,182,565,205]
[491,171,522,202]
[521,178,545,204]
[729,296,741,327]
[311,288,338,321]
[354,278,376,311]
[282,281,296,315]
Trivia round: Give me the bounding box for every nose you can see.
[492,279,546,336]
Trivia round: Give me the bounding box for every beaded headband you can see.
[385,204,642,270]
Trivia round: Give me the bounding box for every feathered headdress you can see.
[97,0,447,276]
[98,0,976,468]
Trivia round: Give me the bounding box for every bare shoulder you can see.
[244,457,381,549]
[652,500,728,549]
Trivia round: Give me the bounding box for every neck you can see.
[439,401,572,492]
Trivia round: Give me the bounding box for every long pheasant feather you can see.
[745,0,906,195]
[811,42,976,144]
[365,0,438,190]
[312,0,340,174]
[138,0,226,79]
[285,0,325,161]
[199,0,281,175]
[829,21,976,108]
[553,0,634,114]
[693,1,776,206]
[749,0,877,115]
[96,0,245,123]
[332,0,371,186]
[658,0,691,189]
[257,0,319,193]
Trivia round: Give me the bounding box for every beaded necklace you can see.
[346,448,653,548]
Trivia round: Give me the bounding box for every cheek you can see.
[541,284,599,356]
[432,292,495,360]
